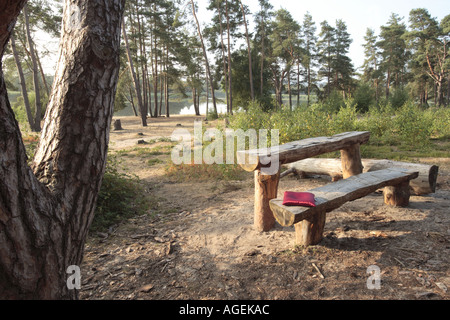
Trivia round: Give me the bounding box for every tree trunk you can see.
[239,0,254,101]
[287,69,292,110]
[122,19,146,126]
[217,2,229,113]
[10,34,34,130]
[260,16,265,97]
[0,0,125,299]
[153,17,159,118]
[24,3,42,132]
[225,0,233,115]
[33,42,50,97]
[190,0,217,115]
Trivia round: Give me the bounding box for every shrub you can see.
[329,99,358,134]
[428,107,450,138]
[393,102,433,147]
[353,82,376,113]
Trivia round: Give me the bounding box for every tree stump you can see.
[113,119,123,130]
[254,169,280,232]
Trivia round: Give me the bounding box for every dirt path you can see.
[80,116,450,300]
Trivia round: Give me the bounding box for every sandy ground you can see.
[79,116,450,300]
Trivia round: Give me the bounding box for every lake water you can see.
[179,102,228,115]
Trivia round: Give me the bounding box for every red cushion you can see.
[282,191,316,207]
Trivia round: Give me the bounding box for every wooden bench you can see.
[237,131,371,232]
[269,168,419,246]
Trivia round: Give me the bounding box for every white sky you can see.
[197,0,450,70]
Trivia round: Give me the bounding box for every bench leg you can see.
[340,144,363,179]
[294,210,327,246]
[254,169,280,232]
[384,181,411,207]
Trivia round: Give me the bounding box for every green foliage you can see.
[91,155,152,233]
[229,98,447,156]
[429,107,450,138]
[389,87,410,110]
[393,102,433,147]
[353,82,376,113]
[330,99,357,134]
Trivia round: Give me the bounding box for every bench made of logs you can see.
[283,158,439,195]
[269,168,419,246]
[237,131,371,232]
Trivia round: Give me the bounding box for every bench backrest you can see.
[237,131,370,172]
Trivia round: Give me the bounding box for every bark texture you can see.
[254,169,280,232]
[0,0,125,299]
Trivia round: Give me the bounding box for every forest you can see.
[0,0,449,301]
[4,0,450,128]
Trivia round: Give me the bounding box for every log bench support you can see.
[270,169,419,246]
[254,169,280,232]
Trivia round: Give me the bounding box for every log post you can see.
[294,210,327,246]
[384,181,411,207]
[340,143,363,179]
[254,169,280,232]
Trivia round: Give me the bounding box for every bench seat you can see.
[269,168,419,245]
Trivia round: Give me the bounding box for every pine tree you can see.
[361,28,383,103]
[317,20,335,98]
[333,19,354,97]
[301,12,318,106]
[253,0,274,103]
[268,8,301,108]
[378,13,408,98]
[406,9,449,106]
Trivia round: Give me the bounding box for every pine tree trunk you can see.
[239,0,254,101]
[10,34,34,130]
[0,0,125,299]
[225,0,233,115]
[217,4,229,114]
[190,0,217,115]
[24,3,42,132]
[122,19,146,126]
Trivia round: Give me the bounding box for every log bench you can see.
[237,131,371,232]
[269,168,419,246]
[284,158,439,195]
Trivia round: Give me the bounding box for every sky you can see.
[196,0,450,70]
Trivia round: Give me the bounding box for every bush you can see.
[389,87,410,110]
[393,102,433,147]
[428,107,450,138]
[329,99,357,134]
[353,82,376,113]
